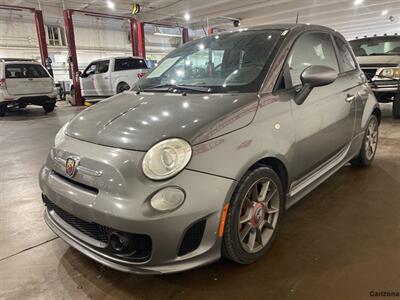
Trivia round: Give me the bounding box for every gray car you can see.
[39,24,380,274]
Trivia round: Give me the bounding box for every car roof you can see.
[0,58,39,63]
[88,56,145,63]
[349,35,400,42]
[219,23,337,34]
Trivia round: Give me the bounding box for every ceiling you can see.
[1,0,400,39]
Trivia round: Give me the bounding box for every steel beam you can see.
[63,9,83,106]
[137,21,146,58]
[182,28,189,44]
[128,18,138,57]
[34,10,53,76]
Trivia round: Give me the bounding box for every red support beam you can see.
[128,18,138,57]
[182,28,189,44]
[34,10,53,76]
[136,21,146,59]
[63,9,83,106]
[207,27,214,36]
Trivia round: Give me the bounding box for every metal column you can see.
[34,10,53,76]
[63,9,83,106]
[128,18,138,56]
[136,21,146,58]
[207,27,214,36]
[182,28,189,44]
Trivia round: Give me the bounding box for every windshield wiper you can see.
[142,84,213,93]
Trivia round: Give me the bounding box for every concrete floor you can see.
[0,102,399,300]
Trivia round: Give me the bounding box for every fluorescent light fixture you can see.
[382,10,388,16]
[184,13,191,21]
[154,32,182,38]
[107,0,115,9]
[354,0,363,6]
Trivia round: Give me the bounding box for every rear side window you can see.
[114,58,148,71]
[334,36,357,72]
[5,64,49,78]
[283,32,339,88]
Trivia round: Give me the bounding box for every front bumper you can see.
[39,136,236,274]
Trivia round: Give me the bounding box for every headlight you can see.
[54,122,69,147]
[379,68,400,79]
[150,187,185,211]
[142,138,192,180]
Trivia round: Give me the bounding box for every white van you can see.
[0,59,57,116]
[70,56,148,104]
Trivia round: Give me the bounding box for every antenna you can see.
[296,12,299,24]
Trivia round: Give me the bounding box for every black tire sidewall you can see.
[43,103,55,113]
[222,166,284,264]
[393,98,400,119]
[354,115,379,166]
[117,82,130,94]
[0,104,6,117]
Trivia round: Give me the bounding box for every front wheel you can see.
[0,104,6,117]
[393,97,400,119]
[222,166,284,264]
[43,103,55,113]
[351,115,379,166]
[117,82,130,94]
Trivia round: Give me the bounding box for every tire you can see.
[18,104,27,109]
[43,103,55,113]
[69,86,76,106]
[351,115,379,166]
[0,104,6,117]
[222,166,284,264]
[393,97,400,119]
[117,82,130,94]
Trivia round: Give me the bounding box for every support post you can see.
[182,28,189,44]
[128,18,138,56]
[136,21,146,58]
[63,9,83,106]
[34,10,53,76]
[207,27,214,36]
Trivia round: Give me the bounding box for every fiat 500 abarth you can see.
[39,24,380,274]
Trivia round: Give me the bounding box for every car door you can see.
[80,62,96,97]
[278,31,355,180]
[92,60,111,96]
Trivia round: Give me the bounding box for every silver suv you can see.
[40,24,379,274]
[0,59,57,116]
[349,35,400,118]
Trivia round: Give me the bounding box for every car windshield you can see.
[137,29,283,93]
[349,36,400,56]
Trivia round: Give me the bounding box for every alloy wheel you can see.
[365,118,378,160]
[238,177,280,254]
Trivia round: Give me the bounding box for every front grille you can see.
[43,196,152,261]
[53,171,98,194]
[178,219,206,256]
[44,196,109,243]
[362,68,378,80]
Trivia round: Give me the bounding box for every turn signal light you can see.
[137,72,145,79]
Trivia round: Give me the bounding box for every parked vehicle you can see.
[349,35,400,118]
[40,24,380,274]
[70,56,148,105]
[0,59,57,116]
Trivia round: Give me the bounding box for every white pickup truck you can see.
[70,56,148,104]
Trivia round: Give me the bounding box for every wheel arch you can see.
[372,106,381,125]
[116,81,130,93]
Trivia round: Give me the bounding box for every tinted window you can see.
[114,58,148,71]
[349,36,400,56]
[83,63,96,76]
[96,60,109,74]
[5,64,49,78]
[334,36,357,72]
[284,32,339,88]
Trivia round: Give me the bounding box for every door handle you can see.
[345,94,356,102]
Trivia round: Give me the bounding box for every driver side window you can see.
[84,63,96,77]
[282,32,339,89]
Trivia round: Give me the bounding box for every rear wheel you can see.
[222,166,284,264]
[18,104,27,109]
[0,104,6,117]
[393,97,400,119]
[117,82,130,94]
[351,115,378,166]
[43,103,55,113]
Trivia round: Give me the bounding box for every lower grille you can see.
[178,219,206,256]
[362,68,378,80]
[43,196,152,261]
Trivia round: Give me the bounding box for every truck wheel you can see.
[43,103,55,113]
[393,97,400,119]
[0,104,6,117]
[117,82,130,93]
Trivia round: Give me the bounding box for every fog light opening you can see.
[109,232,129,252]
[150,187,185,212]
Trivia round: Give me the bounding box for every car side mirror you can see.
[294,65,338,105]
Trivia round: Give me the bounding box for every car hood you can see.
[357,55,400,66]
[66,91,258,151]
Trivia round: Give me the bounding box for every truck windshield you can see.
[349,37,400,56]
[138,29,283,93]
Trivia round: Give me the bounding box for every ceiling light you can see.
[382,10,388,16]
[107,0,115,9]
[184,13,191,21]
[354,0,363,6]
